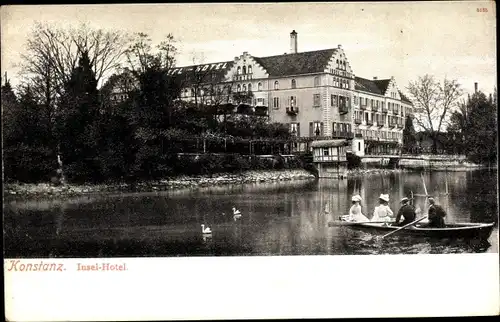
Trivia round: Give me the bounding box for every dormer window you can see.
[248,65,252,74]
[242,66,247,74]
[274,81,279,90]
[291,79,297,89]
[258,82,263,91]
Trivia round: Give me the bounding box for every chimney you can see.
[474,82,478,93]
[234,56,238,61]
[290,30,298,54]
[373,77,378,80]
[338,44,342,49]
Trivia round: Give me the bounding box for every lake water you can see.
[4,169,498,257]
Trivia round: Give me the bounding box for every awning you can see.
[311,139,348,148]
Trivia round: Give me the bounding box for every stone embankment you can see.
[4,169,316,198]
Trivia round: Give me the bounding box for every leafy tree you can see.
[402,114,417,153]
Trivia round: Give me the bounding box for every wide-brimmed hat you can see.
[400,197,409,203]
[379,194,390,202]
[428,197,435,203]
[351,195,362,202]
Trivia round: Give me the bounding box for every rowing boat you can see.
[329,221,496,240]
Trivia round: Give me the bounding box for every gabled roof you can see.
[373,79,391,94]
[252,49,338,77]
[399,91,412,104]
[355,76,385,95]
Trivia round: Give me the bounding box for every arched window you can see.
[258,82,263,91]
[248,65,252,74]
[291,79,296,89]
[274,81,279,90]
[242,84,247,92]
[242,66,247,74]
[237,84,241,92]
[237,66,241,75]
[248,83,252,92]
[314,77,320,87]
[336,59,339,68]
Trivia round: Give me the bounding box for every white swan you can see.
[201,224,212,234]
[232,207,242,221]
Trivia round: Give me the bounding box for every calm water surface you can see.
[4,170,498,257]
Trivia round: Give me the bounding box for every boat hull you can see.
[342,222,496,240]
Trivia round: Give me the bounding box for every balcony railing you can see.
[382,107,388,113]
[393,109,399,115]
[377,121,385,128]
[354,118,362,124]
[313,155,347,163]
[360,104,367,110]
[332,131,354,139]
[286,107,299,116]
[389,122,397,128]
[372,105,379,112]
[366,119,374,126]
[397,122,404,129]
[339,104,349,115]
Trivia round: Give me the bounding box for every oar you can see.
[380,215,428,239]
[329,221,394,227]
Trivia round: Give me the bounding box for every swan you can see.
[232,207,242,221]
[201,224,212,234]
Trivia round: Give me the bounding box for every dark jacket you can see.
[428,204,447,227]
[395,204,416,225]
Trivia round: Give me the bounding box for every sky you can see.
[1,2,497,97]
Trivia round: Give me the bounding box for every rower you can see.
[393,197,416,227]
[425,198,447,228]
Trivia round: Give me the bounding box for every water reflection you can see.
[3,170,498,257]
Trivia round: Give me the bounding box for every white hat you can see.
[351,195,362,202]
[379,194,390,202]
[401,197,409,203]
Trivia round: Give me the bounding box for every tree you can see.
[407,75,462,153]
[402,114,417,153]
[57,51,101,182]
[448,91,497,164]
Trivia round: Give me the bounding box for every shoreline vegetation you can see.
[3,168,403,199]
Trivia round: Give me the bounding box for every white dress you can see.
[371,204,394,223]
[348,204,369,222]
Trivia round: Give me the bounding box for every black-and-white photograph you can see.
[3,2,498,320]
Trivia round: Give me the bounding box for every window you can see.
[313,122,322,136]
[336,59,339,68]
[290,123,299,136]
[371,99,374,107]
[248,65,252,74]
[237,66,241,75]
[242,84,246,92]
[191,88,195,96]
[323,148,329,156]
[289,96,297,108]
[242,66,247,74]
[258,82,263,91]
[331,94,337,107]
[313,94,321,107]
[248,83,252,92]
[273,97,280,109]
[274,81,279,90]
[365,112,369,122]
[291,79,297,89]
[358,142,361,151]
[314,77,320,87]
[237,84,241,92]
[354,96,358,105]
[257,98,265,105]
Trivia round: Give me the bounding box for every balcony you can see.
[397,122,404,129]
[366,119,374,126]
[314,155,347,162]
[332,131,354,139]
[232,74,253,81]
[389,122,397,128]
[382,107,388,113]
[360,104,367,110]
[393,109,399,115]
[377,121,385,128]
[286,106,299,116]
[354,118,362,124]
[339,104,349,115]
[372,105,379,112]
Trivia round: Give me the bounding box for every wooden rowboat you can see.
[328,221,496,240]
